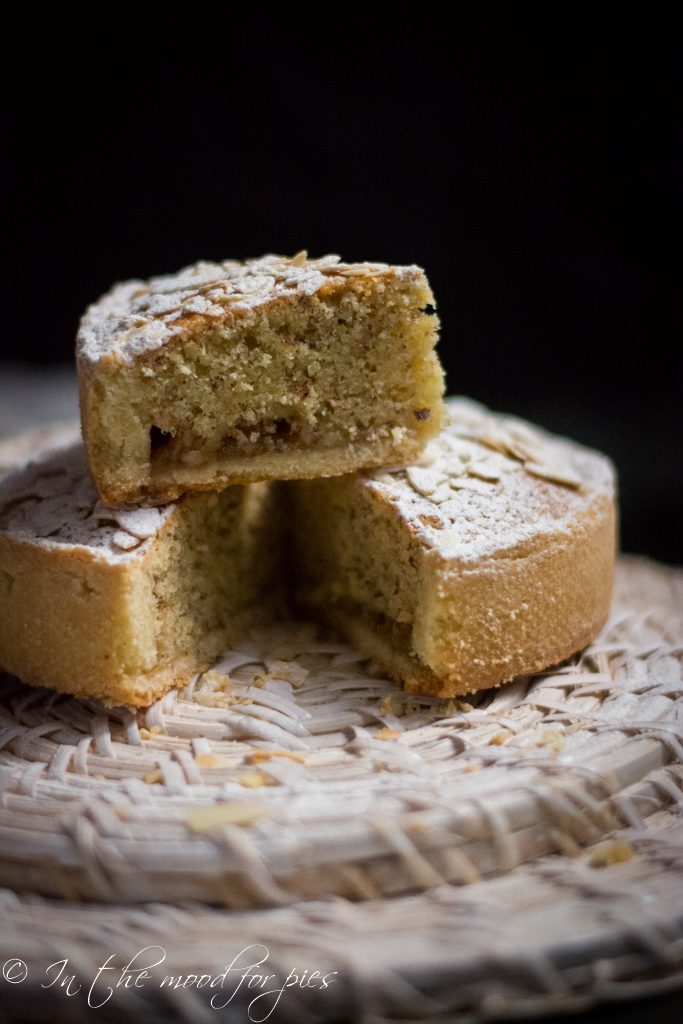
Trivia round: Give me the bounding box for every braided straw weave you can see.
[1,556,682,1021]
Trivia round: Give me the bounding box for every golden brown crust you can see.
[410,499,613,695]
[289,399,618,697]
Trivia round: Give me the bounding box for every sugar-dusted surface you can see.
[78,252,422,364]
[368,396,615,564]
[0,442,173,562]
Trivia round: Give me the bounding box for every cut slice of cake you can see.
[0,437,280,706]
[77,252,445,504]
[288,398,617,697]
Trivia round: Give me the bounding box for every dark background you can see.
[1,24,682,1024]
[3,23,681,562]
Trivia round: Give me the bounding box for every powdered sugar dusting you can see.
[367,398,615,564]
[77,252,421,365]
[0,444,174,563]
[95,504,165,539]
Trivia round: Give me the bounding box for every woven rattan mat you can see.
[0,555,682,1022]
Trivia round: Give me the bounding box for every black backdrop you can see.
[4,23,681,563]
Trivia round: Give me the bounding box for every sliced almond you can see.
[186,801,269,832]
[376,727,402,740]
[525,462,582,489]
[112,531,140,551]
[246,750,307,765]
[239,770,273,788]
[450,477,495,494]
[467,461,502,482]
[195,753,233,769]
[589,839,633,867]
[406,466,448,497]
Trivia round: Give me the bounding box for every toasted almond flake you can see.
[186,801,269,832]
[537,728,565,752]
[430,483,454,504]
[110,506,165,539]
[200,669,234,692]
[195,753,233,769]
[464,763,481,773]
[489,731,512,746]
[239,770,273,788]
[468,461,502,482]
[589,839,634,867]
[379,696,395,715]
[246,750,307,765]
[507,421,542,444]
[112,530,140,551]
[449,477,495,494]
[289,250,308,266]
[376,727,402,740]
[144,769,164,784]
[138,725,161,740]
[506,441,538,462]
[193,691,233,708]
[264,661,309,687]
[477,430,513,455]
[525,462,582,489]
[406,466,446,497]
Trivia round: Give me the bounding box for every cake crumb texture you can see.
[0,437,281,706]
[288,397,617,697]
[77,253,445,503]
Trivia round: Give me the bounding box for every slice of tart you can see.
[77,252,445,504]
[288,398,617,697]
[0,436,280,707]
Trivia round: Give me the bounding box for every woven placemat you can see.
[1,555,682,1021]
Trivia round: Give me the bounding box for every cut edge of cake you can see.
[288,397,617,697]
[0,439,281,707]
[77,252,445,504]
